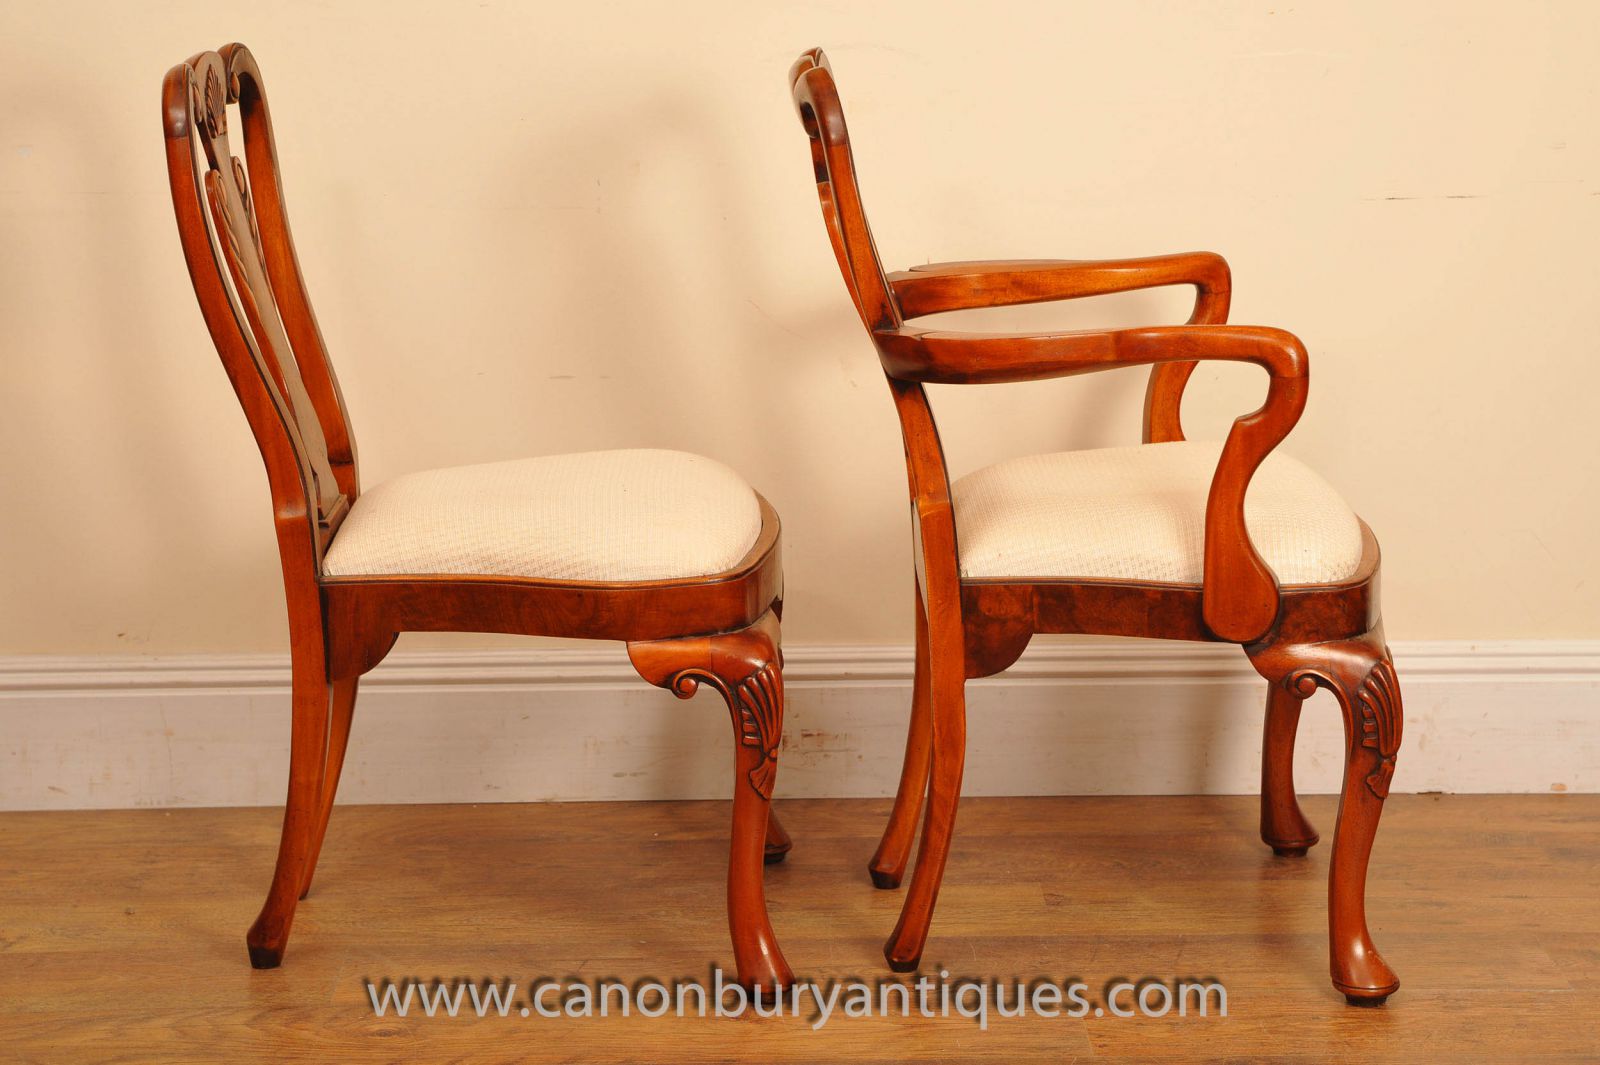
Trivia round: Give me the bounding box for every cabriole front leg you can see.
[1249,626,1403,1005]
[629,611,794,992]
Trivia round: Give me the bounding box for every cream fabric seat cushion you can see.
[952,441,1364,585]
[322,449,763,582]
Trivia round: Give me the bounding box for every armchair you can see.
[791,48,1403,1005]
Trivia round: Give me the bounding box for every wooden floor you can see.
[2,795,1596,1063]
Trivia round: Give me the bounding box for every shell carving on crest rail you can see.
[201,65,226,139]
[667,665,783,800]
[1357,656,1402,799]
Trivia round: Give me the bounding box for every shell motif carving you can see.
[1280,649,1402,800]
[201,65,227,140]
[668,663,782,800]
[1357,656,1402,799]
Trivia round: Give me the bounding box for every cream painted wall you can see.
[1,1,1595,655]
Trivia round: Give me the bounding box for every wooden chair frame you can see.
[163,44,792,989]
[790,48,1402,1004]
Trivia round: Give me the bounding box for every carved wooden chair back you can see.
[789,49,962,619]
[789,50,900,335]
[163,46,357,565]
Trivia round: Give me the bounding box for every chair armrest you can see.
[874,322,1300,385]
[888,252,1230,319]
[874,323,1309,643]
[887,253,1232,444]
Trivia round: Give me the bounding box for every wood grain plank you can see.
[1,796,1596,1062]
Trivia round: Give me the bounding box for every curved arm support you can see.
[882,252,1231,444]
[1144,270,1232,443]
[876,324,1308,642]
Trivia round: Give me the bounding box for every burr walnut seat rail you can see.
[163,44,791,990]
[790,48,1404,1005]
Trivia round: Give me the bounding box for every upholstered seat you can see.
[952,440,1364,585]
[323,449,763,582]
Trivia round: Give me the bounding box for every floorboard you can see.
[1,795,1595,1062]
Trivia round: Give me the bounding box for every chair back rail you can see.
[789,49,961,620]
[163,46,357,561]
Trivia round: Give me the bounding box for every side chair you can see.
[790,48,1404,1005]
[163,44,792,989]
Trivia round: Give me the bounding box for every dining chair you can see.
[162,44,792,990]
[790,48,1404,1005]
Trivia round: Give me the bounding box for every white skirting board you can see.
[0,640,1595,810]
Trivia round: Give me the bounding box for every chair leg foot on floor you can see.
[244,659,333,972]
[1250,623,1404,1004]
[870,867,903,890]
[880,596,967,976]
[1260,679,1320,856]
[884,946,920,974]
[247,944,283,970]
[867,587,933,892]
[629,611,794,990]
[1343,990,1394,1008]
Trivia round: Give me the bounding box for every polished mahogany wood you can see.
[164,44,791,988]
[790,47,1404,1003]
[1248,625,1403,1001]
[866,586,933,889]
[628,611,792,988]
